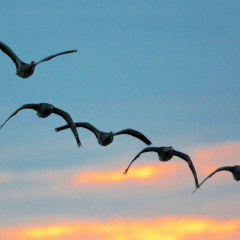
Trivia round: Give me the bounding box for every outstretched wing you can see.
[113,128,152,146]
[173,150,199,188]
[52,107,81,147]
[55,122,101,139]
[123,147,159,175]
[0,41,22,69]
[0,104,39,129]
[35,49,77,65]
[193,166,235,193]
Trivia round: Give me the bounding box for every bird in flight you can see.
[123,146,199,188]
[0,41,77,78]
[55,122,151,146]
[0,103,81,147]
[193,165,240,193]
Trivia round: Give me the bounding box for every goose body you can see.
[97,132,114,146]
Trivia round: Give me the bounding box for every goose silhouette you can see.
[55,122,151,146]
[193,165,240,193]
[124,146,199,188]
[0,41,77,78]
[0,103,81,147]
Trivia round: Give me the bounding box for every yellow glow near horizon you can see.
[1,217,239,240]
[23,225,76,238]
[73,164,177,184]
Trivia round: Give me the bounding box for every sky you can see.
[0,1,240,239]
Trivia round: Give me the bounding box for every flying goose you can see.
[123,146,199,188]
[0,41,77,78]
[55,122,151,146]
[193,165,240,193]
[0,103,81,147]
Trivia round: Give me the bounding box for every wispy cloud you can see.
[0,163,181,200]
[0,141,239,201]
[0,216,239,240]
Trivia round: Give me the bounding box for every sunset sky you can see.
[0,1,239,239]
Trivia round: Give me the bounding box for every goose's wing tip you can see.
[192,186,199,195]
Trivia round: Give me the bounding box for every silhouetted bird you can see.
[55,122,151,146]
[193,165,240,193]
[0,41,77,78]
[0,103,81,147]
[123,146,199,188]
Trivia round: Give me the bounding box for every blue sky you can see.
[0,1,239,239]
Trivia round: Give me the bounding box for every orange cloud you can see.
[73,164,178,184]
[1,142,239,198]
[72,142,240,188]
[1,216,239,240]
